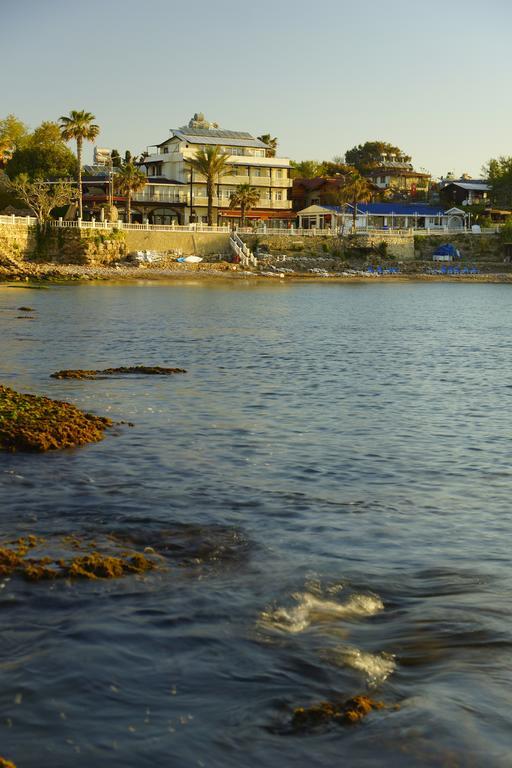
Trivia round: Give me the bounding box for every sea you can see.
[0,279,511,767]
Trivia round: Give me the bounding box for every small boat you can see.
[177,256,203,264]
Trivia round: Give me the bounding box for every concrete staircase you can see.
[229,233,257,267]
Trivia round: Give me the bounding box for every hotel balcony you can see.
[132,187,188,204]
[220,174,292,188]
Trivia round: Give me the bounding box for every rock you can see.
[0,385,112,452]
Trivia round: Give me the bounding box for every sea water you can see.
[0,280,511,767]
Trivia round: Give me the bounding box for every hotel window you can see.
[254,149,265,157]
[275,169,283,178]
[275,191,283,200]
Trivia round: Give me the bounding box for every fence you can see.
[0,214,502,237]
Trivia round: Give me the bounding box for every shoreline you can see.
[1,262,512,284]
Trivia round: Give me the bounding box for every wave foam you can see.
[325,646,396,685]
[259,591,384,634]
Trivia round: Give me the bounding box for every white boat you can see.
[177,256,203,264]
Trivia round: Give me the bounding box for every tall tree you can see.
[6,121,77,180]
[257,134,278,157]
[485,156,512,208]
[114,162,147,223]
[229,184,260,226]
[0,114,29,155]
[186,146,231,225]
[59,110,100,219]
[345,141,411,175]
[110,149,122,168]
[320,160,357,177]
[334,173,373,234]
[290,160,324,179]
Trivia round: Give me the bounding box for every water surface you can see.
[1,280,511,767]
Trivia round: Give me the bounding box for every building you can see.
[291,176,378,211]
[439,179,491,207]
[364,158,431,199]
[296,202,466,231]
[137,113,294,226]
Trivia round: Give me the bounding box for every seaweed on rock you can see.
[50,365,186,380]
[291,695,385,730]
[0,385,112,451]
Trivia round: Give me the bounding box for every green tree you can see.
[1,173,77,229]
[290,160,324,179]
[186,146,231,225]
[114,162,147,223]
[111,149,122,168]
[0,114,29,157]
[229,184,260,226]
[59,110,100,219]
[320,159,357,177]
[345,141,411,175]
[334,172,373,234]
[486,156,512,208]
[6,121,77,180]
[257,134,278,157]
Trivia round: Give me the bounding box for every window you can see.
[275,169,283,178]
[163,147,168,154]
[254,149,265,157]
[275,191,282,201]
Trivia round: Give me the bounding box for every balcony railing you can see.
[132,189,188,204]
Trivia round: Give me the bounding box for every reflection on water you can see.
[1,281,512,767]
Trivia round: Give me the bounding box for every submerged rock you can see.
[0,385,112,452]
[0,757,17,768]
[0,525,249,583]
[292,695,385,730]
[0,534,160,581]
[17,306,34,311]
[50,365,187,380]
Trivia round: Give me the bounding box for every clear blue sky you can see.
[4,0,511,178]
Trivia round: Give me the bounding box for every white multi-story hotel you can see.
[135,113,294,226]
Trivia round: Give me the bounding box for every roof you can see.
[367,168,430,179]
[146,176,186,185]
[299,203,456,216]
[82,165,109,177]
[340,202,446,216]
[442,181,491,192]
[158,128,268,150]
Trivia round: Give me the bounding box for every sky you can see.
[4,0,512,178]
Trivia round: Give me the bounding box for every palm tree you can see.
[59,110,100,219]
[229,184,261,227]
[115,162,147,223]
[337,173,373,234]
[186,146,231,225]
[257,134,278,158]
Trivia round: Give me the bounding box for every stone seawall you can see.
[123,230,230,256]
[244,232,415,259]
[0,222,232,264]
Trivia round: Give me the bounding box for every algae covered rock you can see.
[50,365,186,379]
[292,695,385,730]
[0,533,161,581]
[0,385,112,451]
[0,757,17,768]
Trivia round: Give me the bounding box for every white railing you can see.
[0,214,502,237]
[230,233,257,267]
